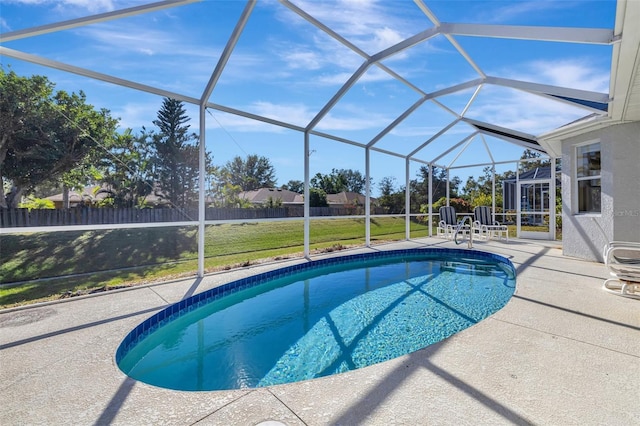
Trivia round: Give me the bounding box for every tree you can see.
[309,188,328,207]
[377,176,404,214]
[216,154,276,191]
[0,69,53,208]
[281,179,303,193]
[0,69,119,208]
[100,130,155,208]
[311,171,343,194]
[378,176,396,197]
[310,168,369,194]
[462,166,506,209]
[18,196,55,210]
[208,180,252,208]
[462,167,491,201]
[409,166,460,213]
[148,98,201,209]
[432,196,472,213]
[337,168,368,193]
[519,149,550,173]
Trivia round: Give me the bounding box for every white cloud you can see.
[202,99,395,134]
[268,1,444,90]
[281,0,426,54]
[467,88,589,134]
[307,62,396,87]
[6,0,116,13]
[525,59,609,92]
[111,101,159,130]
[252,101,315,125]
[316,72,357,86]
[0,17,10,31]
[473,1,574,24]
[460,58,610,135]
[359,65,395,83]
[273,33,364,85]
[59,0,115,13]
[390,123,469,138]
[78,25,184,57]
[371,27,405,53]
[202,102,311,133]
[206,112,282,133]
[316,108,391,132]
[281,50,323,70]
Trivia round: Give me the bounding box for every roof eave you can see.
[537,115,614,156]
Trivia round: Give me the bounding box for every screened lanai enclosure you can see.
[0,0,624,298]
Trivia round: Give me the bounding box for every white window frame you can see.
[573,139,601,215]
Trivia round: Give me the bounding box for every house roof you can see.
[238,189,375,206]
[46,185,111,204]
[46,185,167,205]
[503,167,553,183]
[326,192,375,205]
[239,188,303,204]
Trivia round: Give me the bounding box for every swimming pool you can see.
[116,248,515,391]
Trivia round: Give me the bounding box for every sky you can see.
[0,0,616,196]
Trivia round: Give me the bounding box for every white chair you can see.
[437,206,458,239]
[603,241,640,299]
[472,206,508,240]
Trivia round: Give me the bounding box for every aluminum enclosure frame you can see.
[0,0,622,277]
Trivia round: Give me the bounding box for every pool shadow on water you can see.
[315,267,528,425]
[315,274,485,380]
[316,278,435,377]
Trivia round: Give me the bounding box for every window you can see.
[575,142,601,213]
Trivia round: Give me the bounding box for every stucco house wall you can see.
[561,121,640,262]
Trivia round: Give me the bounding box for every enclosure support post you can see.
[365,147,371,247]
[304,131,310,259]
[428,162,433,237]
[197,103,206,278]
[405,158,411,240]
[516,161,521,238]
[491,165,496,223]
[446,168,450,206]
[550,157,557,240]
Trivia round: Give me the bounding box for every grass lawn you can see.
[0,217,429,308]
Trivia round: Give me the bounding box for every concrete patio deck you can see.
[1,237,638,425]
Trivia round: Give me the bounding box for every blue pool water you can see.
[117,248,515,391]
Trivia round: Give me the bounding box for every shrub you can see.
[18,197,55,210]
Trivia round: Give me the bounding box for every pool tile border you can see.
[115,248,514,364]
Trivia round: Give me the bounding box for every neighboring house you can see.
[326,191,376,208]
[502,166,559,213]
[238,188,376,208]
[238,188,303,206]
[46,185,112,209]
[46,185,167,208]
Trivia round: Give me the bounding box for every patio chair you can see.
[472,206,508,240]
[603,241,640,299]
[437,206,458,239]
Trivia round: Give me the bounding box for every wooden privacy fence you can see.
[0,207,198,227]
[1,206,390,228]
